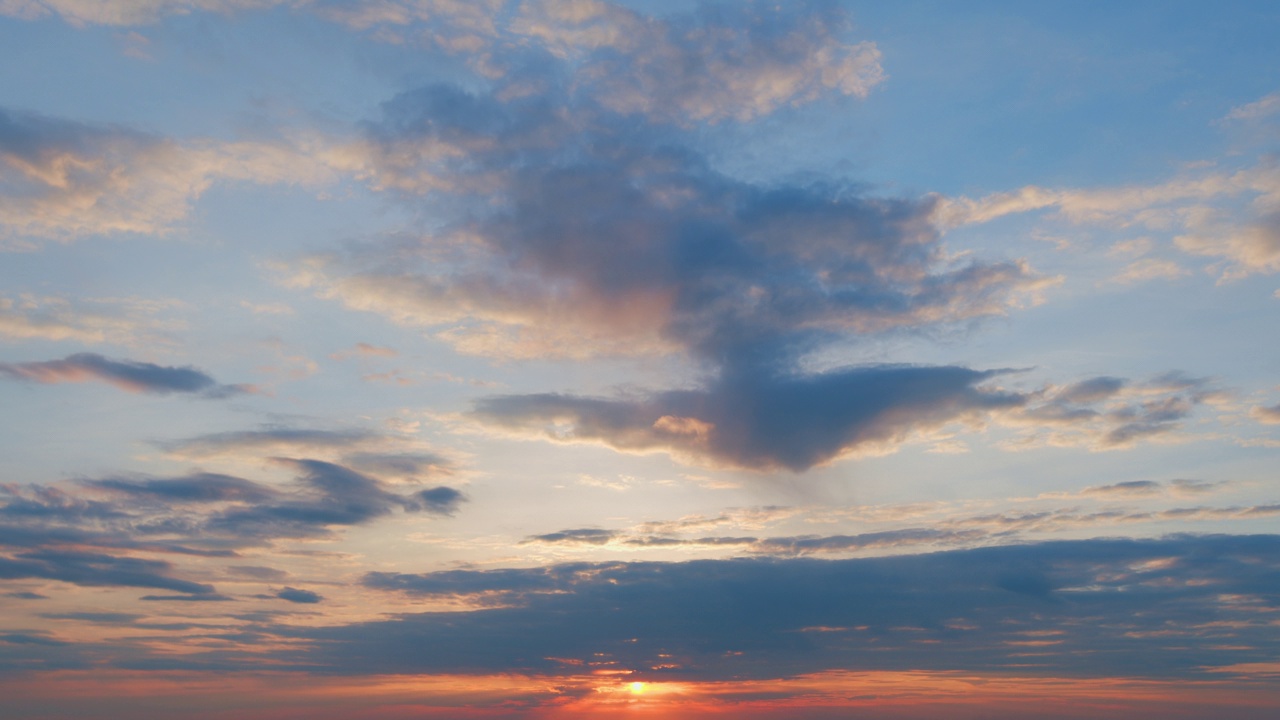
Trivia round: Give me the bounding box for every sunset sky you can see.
[2,1,1279,717]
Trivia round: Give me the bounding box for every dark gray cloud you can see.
[202,460,469,540]
[138,593,234,602]
[476,365,1025,471]
[0,632,69,647]
[1005,372,1222,450]
[0,353,251,397]
[524,528,618,546]
[0,549,215,595]
[39,612,143,624]
[286,5,1056,473]
[281,535,1280,682]
[84,473,278,503]
[414,486,467,516]
[205,460,414,538]
[275,587,323,604]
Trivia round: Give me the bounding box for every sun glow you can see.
[630,681,648,694]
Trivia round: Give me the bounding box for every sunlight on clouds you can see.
[0,108,345,243]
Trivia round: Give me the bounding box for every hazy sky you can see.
[1,1,1279,718]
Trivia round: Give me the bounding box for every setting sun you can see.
[630,681,649,695]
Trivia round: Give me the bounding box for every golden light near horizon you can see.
[630,681,648,694]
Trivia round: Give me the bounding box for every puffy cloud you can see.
[275,587,323,604]
[300,103,1053,363]
[267,2,1064,475]
[0,352,253,397]
[475,365,1025,471]
[415,485,466,516]
[512,0,883,124]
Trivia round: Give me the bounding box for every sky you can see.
[1,1,1279,718]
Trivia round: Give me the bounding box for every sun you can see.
[629,681,647,694]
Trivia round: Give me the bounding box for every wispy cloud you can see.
[0,294,181,345]
[0,352,253,397]
[0,106,338,243]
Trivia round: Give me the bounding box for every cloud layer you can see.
[325,535,1280,681]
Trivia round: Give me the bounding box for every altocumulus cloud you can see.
[0,353,253,397]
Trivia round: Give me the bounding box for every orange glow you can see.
[2,669,1279,719]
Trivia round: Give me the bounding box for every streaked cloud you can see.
[475,365,1025,471]
[1222,91,1280,123]
[940,157,1280,281]
[0,106,338,243]
[1000,372,1224,450]
[326,535,1280,681]
[0,294,181,345]
[0,352,253,397]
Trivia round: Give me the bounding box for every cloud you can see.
[0,0,287,26]
[84,473,279,503]
[0,106,338,243]
[475,365,1026,471]
[1000,373,1222,450]
[524,527,617,546]
[1253,403,1280,425]
[329,342,398,361]
[511,0,884,124]
[415,486,466,516]
[0,549,216,595]
[1080,480,1163,497]
[1222,91,1280,123]
[343,452,454,481]
[0,294,179,345]
[270,3,1059,475]
[1110,257,1189,284]
[0,353,252,397]
[158,426,394,461]
[940,160,1280,280]
[203,459,427,538]
[275,587,323,604]
[297,117,1053,363]
[294,535,1280,681]
[2,461,463,557]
